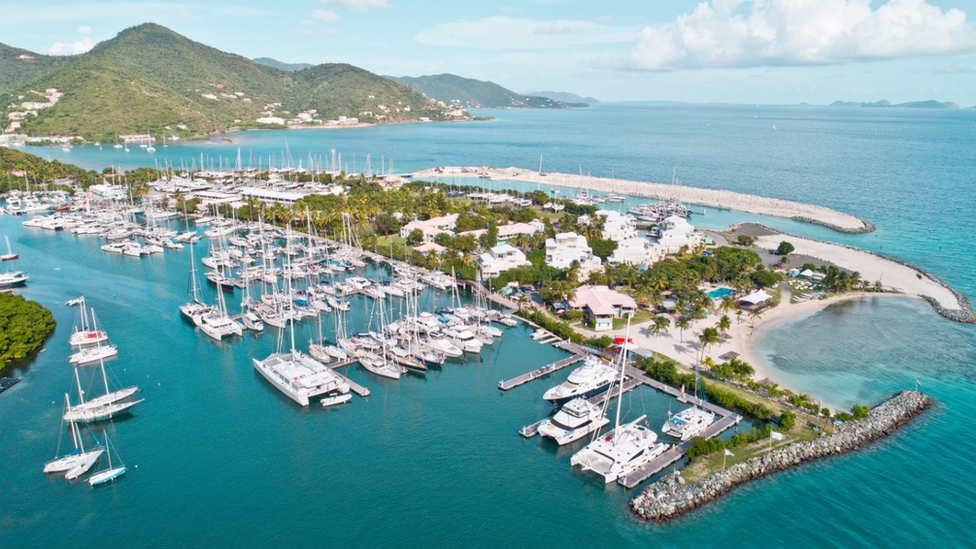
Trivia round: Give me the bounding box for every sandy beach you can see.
[411,165,872,232]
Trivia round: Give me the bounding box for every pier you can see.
[498,353,586,391]
[328,359,371,397]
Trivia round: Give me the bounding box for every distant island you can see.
[524,90,600,105]
[388,74,588,109]
[0,23,469,142]
[829,99,964,109]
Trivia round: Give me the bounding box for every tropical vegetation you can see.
[0,293,56,369]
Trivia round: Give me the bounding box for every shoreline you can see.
[410,166,874,233]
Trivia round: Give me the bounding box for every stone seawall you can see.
[790,215,876,234]
[630,390,932,522]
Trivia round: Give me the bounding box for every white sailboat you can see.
[200,265,243,341]
[43,397,104,476]
[68,308,118,366]
[68,297,108,348]
[88,431,127,486]
[180,243,212,325]
[64,347,141,423]
[1,235,19,261]
[571,317,671,484]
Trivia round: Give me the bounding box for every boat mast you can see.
[611,315,633,441]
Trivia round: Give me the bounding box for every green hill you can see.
[389,74,585,109]
[253,57,314,72]
[1,23,465,141]
[0,44,67,94]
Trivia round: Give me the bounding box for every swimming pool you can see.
[707,287,734,299]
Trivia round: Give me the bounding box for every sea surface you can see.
[4,103,976,548]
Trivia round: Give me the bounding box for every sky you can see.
[3,0,976,105]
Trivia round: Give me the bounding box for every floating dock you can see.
[328,359,371,397]
[498,354,586,391]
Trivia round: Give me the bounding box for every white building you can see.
[400,213,459,243]
[608,237,664,266]
[596,210,639,242]
[657,215,705,254]
[545,232,602,276]
[569,285,638,331]
[240,187,304,205]
[479,244,531,278]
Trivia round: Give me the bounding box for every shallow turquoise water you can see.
[5,103,976,547]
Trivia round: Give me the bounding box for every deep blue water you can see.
[4,103,976,548]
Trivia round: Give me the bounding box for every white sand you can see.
[411,166,869,231]
[753,233,959,309]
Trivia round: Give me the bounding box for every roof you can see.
[413,242,446,253]
[569,285,637,316]
[739,290,772,305]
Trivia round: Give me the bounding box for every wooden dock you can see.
[328,359,371,397]
[498,354,586,391]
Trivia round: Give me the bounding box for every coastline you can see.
[410,165,874,233]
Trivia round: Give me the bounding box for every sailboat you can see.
[68,297,108,348]
[240,267,264,332]
[200,264,244,341]
[570,317,671,484]
[1,236,18,261]
[308,307,333,365]
[88,431,127,486]
[357,296,403,380]
[68,308,118,366]
[43,396,104,476]
[64,343,142,423]
[180,243,212,325]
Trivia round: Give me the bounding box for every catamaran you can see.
[662,372,716,440]
[542,355,617,406]
[252,233,350,406]
[88,431,127,486]
[570,318,671,484]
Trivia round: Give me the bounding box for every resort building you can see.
[458,220,545,242]
[569,285,638,331]
[240,187,304,206]
[607,237,664,266]
[413,242,446,256]
[544,232,603,276]
[596,210,639,242]
[400,213,460,243]
[656,215,705,254]
[478,244,532,278]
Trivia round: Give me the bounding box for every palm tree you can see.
[720,295,736,315]
[652,315,671,336]
[698,327,721,363]
[749,308,764,328]
[718,315,732,338]
[675,316,691,342]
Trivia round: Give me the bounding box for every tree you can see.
[735,234,756,246]
[652,315,671,336]
[698,327,721,362]
[718,315,732,338]
[777,241,795,255]
[406,228,425,245]
[487,219,499,248]
[675,316,691,342]
[590,238,617,260]
[749,308,764,328]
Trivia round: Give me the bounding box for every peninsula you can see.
[411,166,875,233]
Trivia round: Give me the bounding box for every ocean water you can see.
[4,103,976,548]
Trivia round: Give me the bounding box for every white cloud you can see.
[312,9,339,23]
[77,25,91,34]
[415,16,635,50]
[48,35,94,55]
[319,0,388,11]
[629,0,976,70]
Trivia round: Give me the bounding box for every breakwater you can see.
[790,215,876,234]
[630,390,932,522]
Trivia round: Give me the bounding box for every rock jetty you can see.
[631,390,932,522]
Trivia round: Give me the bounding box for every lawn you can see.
[681,424,822,484]
[575,308,657,332]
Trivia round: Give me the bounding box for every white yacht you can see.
[423,331,463,358]
[538,397,610,445]
[0,270,28,288]
[542,356,617,406]
[662,406,716,441]
[43,400,104,476]
[200,310,243,340]
[444,327,482,353]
